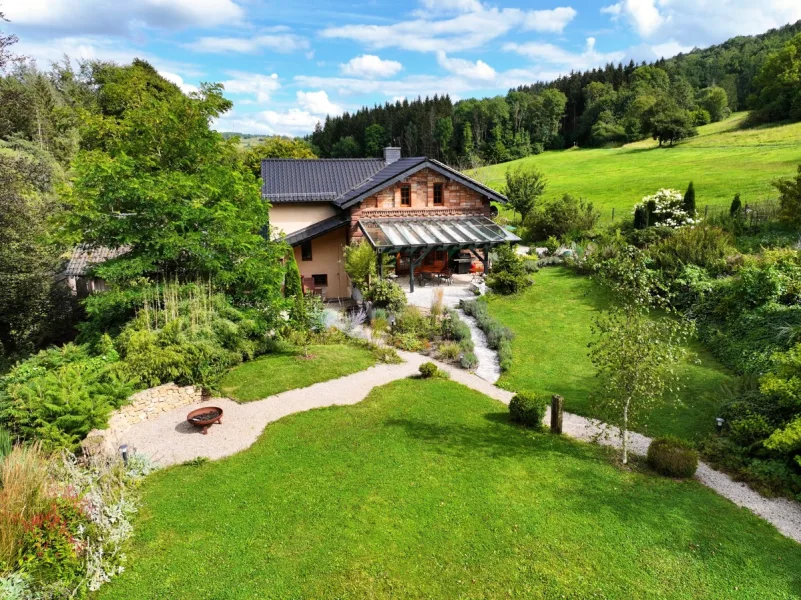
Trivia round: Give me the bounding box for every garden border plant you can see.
[460,298,514,371]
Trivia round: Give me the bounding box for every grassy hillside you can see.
[478,112,801,222]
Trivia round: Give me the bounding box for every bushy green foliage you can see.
[647,436,699,478]
[418,362,449,379]
[460,352,478,370]
[368,279,406,314]
[775,164,801,227]
[343,241,377,290]
[646,225,735,278]
[509,393,548,428]
[437,342,461,361]
[487,244,531,295]
[525,194,600,242]
[0,342,134,450]
[730,193,743,216]
[683,181,696,215]
[114,284,267,387]
[749,33,801,123]
[504,166,546,222]
[61,60,286,310]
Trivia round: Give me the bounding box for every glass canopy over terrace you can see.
[358,215,520,292]
[358,215,519,252]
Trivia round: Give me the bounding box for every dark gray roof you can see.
[64,244,130,277]
[335,157,508,209]
[262,158,385,203]
[261,156,509,208]
[283,213,350,246]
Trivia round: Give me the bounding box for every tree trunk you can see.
[622,399,630,464]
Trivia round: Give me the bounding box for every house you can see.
[263,147,518,298]
[62,244,130,298]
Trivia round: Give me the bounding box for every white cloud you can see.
[504,37,625,71]
[296,90,342,116]
[185,33,309,54]
[340,54,403,78]
[417,0,483,14]
[601,0,801,45]
[649,40,694,59]
[321,4,577,54]
[2,0,244,34]
[13,34,203,76]
[436,51,495,82]
[222,72,280,103]
[159,71,199,94]
[522,7,578,33]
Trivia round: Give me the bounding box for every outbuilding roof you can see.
[64,244,130,277]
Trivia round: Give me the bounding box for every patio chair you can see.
[439,268,453,285]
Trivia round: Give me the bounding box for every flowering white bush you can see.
[634,188,698,228]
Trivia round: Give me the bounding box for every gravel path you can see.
[122,350,801,544]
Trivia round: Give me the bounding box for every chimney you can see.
[383,147,401,164]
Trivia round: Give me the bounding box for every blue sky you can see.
[3,0,801,136]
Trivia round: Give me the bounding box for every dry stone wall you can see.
[82,383,203,456]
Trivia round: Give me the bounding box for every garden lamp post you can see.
[119,444,129,466]
[715,417,724,435]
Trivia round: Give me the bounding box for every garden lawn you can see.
[488,267,733,440]
[99,378,800,600]
[217,344,376,402]
[478,112,801,222]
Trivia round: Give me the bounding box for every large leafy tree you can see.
[749,33,801,123]
[63,60,286,309]
[504,166,546,223]
[0,141,75,360]
[243,136,316,178]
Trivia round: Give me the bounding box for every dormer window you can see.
[400,184,411,207]
[433,183,444,206]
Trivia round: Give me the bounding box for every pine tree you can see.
[683,181,696,216]
[730,193,742,216]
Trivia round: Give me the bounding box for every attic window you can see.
[433,183,444,206]
[400,184,411,207]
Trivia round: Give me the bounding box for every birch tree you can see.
[588,247,690,464]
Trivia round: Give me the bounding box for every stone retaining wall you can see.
[83,383,203,456]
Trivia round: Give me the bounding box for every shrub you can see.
[0,444,156,597]
[526,194,600,242]
[438,342,461,361]
[544,235,560,254]
[419,362,449,379]
[509,393,548,428]
[0,428,12,461]
[487,244,531,295]
[0,344,136,451]
[460,352,478,370]
[441,310,472,346]
[647,225,736,278]
[343,240,377,290]
[368,279,407,314]
[461,299,515,371]
[633,188,697,229]
[730,193,743,216]
[388,333,424,352]
[647,436,699,478]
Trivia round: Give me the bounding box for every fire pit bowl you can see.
[187,406,223,435]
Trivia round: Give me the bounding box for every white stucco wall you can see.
[270,203,337,236]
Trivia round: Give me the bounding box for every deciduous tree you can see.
[504,166,546,223]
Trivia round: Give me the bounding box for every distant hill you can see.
[478,112,801,219]
[310,20,801,161]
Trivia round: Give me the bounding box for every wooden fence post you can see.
[550,395,563,434]
[611,207,615,222]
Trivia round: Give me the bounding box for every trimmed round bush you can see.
[647,436,699,479]
[419,362,439,378]
[508,393,548,428]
